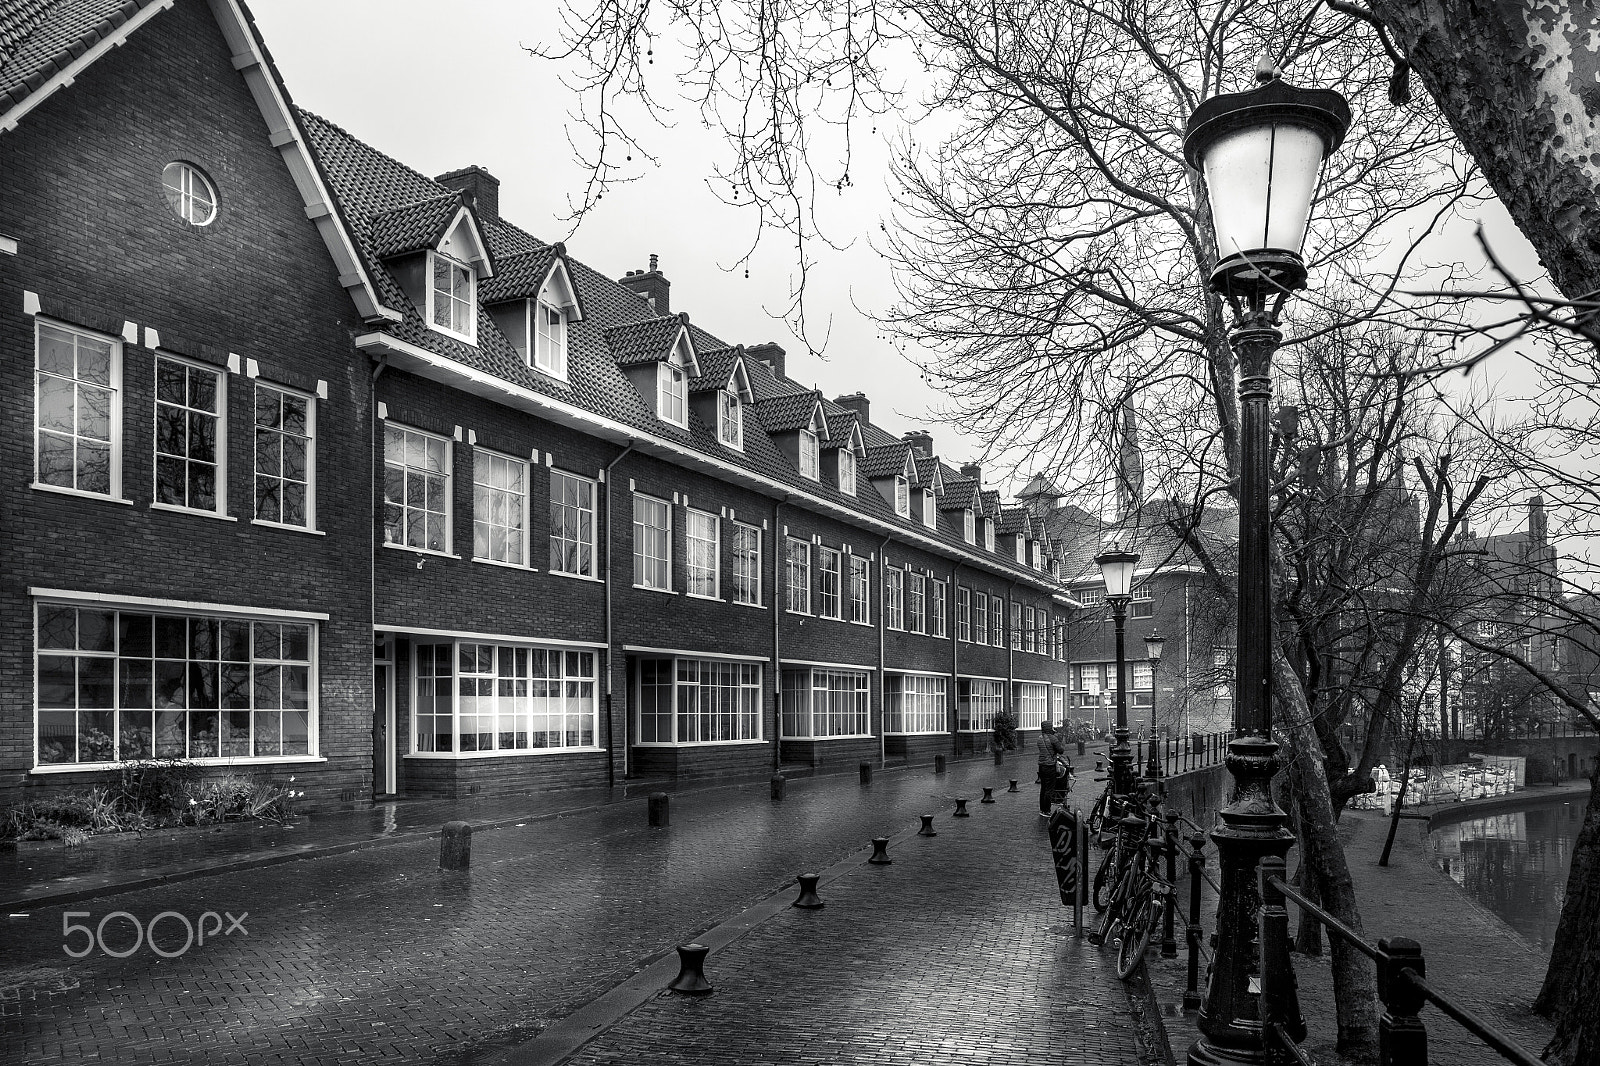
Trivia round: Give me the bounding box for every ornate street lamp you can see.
[1096,547,1141,802]
[1183,64,1350,1066]
[1145,631,1166,780]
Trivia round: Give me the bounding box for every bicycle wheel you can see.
[1116,896,1157,980]
[1092,851,1117,912]
[1087,792,1108,838]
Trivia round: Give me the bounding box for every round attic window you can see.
[161,161,217,226]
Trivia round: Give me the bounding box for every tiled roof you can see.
[981,490,1002,517]
[999,507,1032,536]
[914,455,941,487]
[754,391,822,434]
[368,193,463,259]
[690,346,741,393]
[861,444,912,480]
[938,477,978,512]
[478,246,558,305]
[604,315,689,367]
[821,409,859,450]
[0,0,140,116]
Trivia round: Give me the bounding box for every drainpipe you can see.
[604,442,635,787]
[368,352,388,797]
[1007,576,1019,742]
[951,562,962,757]
[877,531,892,770]
[773,497,786,770]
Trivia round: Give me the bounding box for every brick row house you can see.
[0,0,1076,808]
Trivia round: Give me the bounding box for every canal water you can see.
[1427,800,1583,950]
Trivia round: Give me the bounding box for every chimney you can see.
[903,430,934,457]
[746,342,786,379]
[434,165,500,219]
[960,462,982,487]
[834,391,869,425]
[618,254,671,314]
[1529,495,1547,543]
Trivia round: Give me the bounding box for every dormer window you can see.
[658,361,688,426]
[799,428,820,480]
[839,447,857,495]
[1032,543,1043,570]
[429,252,475,342]
[963,509,975,544]
[984,519,995,551]
[923,491,936,528]
[895,475,910,517]
[1015,538,1026,564]
[533,296,566,377]
[718,388,743,449]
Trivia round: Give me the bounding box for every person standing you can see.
[1036,721,1067,817]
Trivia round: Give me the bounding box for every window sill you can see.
[428,322,477,346]
[883,730,950,738]
[685,592,723,603]
[732,600,767,610]
[632,584,677,596]
[32,755,326,774]
[384,543,461,560]
[632,739,768,749]
[473,557,539,573]
[550,569,603,584]
[150,501,237,522]
[779,733,875,742]
[786,609,813,617]
[251,519,325,536]
[31,482,133,505]
[404,747,605,760]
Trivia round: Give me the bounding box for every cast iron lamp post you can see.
[1145,631,1166,780]
[1096,547,1141,802]
[1182,63,1350,1066]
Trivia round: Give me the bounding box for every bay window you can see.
[781,668,871,738]
[957,678,1004,732]
[885,674,948,734]
[415,642,596,753]
[637,657,763,744]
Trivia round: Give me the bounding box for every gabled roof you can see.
[999,507,1032,536]
[822,411,865,453]
[939,478,981,512]
[604,313,696,369]
[754,391,827,435]
[981,490,1003,517]
[689,345,751,397]
[476,244,585,323]
[862,444,915,480]
[0,0,143,119]
[914,456,944,493]
[370,192,466,258]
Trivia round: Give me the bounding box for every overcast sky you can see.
[252,0,1551,514]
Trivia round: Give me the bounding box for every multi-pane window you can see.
[430,253,475,341]
[686,509,720,598]
[963,509,975,543]
[838,447,857,494]
[974,592,989,646]
[415,642,595,753]
[1015,538,1026,564]
[786,537,811,613]
[818,547,842,618]
[383,423,450,552]
[549,470,596,577]
[894,475,909,517]
[991,596,1004,647]
[638,658,762,744]
[782,668,871,738]
[153,355,223,512]
[533,297,566,376]
[633,494,672,589]
[1016,682,1049,729]
[907,571,926,634]
[161,161,217,226]
[1024,606,1037,653]
[732,521,762,604]
[984,519,996,551]
[36,322,120,496]
[36,603,313,765]
[957,678,1004,732]
[886,567,905,630]
[1072,662,1120,709]
[1011,603,1023,651]
[658,362,687,426]
[849,555,870,623]
[1132,586,1155,619]
[885,674,947,734]
[799,428,820,480]
[1132,661,1155,709]
[473,450,527,565]
[719,389,743,448]
[923,491,936,528]
[957,586,971,641]
[253,385,313,527]
[932,579,947,638]
[1052,686,1069,723]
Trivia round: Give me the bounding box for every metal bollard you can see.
[771,773,786,801]
[935,754,947,774]
[666,943,714,995]
[981,787,995,804]
[793,872,825,909]
[859,760,873,786]
[868,837,893,865]
[917,814,937,837]
[994,747,1004,765]
[1184,832,1206,1012]
[648,792,670,827]
[1007,779,1019,793]
[439,821,472,871]
[953,798,970,817]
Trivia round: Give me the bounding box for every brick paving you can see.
[0,761,1154,1066]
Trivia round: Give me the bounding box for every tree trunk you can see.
[1533,763,1600,1066]
[1275,650,1379,1059]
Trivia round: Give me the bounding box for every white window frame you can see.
[686,508,721,599]
[974,592,989,646]
[781,667,872,739]
[1015,538,1026,564]
[838,447,857,495]
[923,491,936,528]
[991,595,1004,647]
[426,250,476,344]
[732,521,762,605]
[413,641,599,755]
[718,388,743,450]
[658,361,688,427]
[383,422,452,554]
[633,493,673,590]
[786,537,812,614]
[884,673,949,735]
[894,475,910,517]
[957,677,1004,733]
[549,469,597,578]
[907,571,927,634]
[637,657,765,745]
[886,567,905,631]
[817,546,842,619]
[472,448,529,567]
[1011,602,1023,650]
[252,382,316,530]
[963,508,975,544]
[1016,682,1050,729]
[957,586,971,642]
[849,554,871,624]
[532,296,567,379]
[1024,605,1037,653]
[984,518,996,552]
[34,320,123,500]
[152,352,226,516]
[161,161,217,226]
[932,579,947,638]
[799,428,820,480]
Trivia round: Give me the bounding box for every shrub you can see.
[992,709,1019,751]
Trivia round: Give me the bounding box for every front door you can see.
[374,641,395,796]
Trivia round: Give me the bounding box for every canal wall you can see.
[1160,763,1229,829]
[1424,736,1599,784]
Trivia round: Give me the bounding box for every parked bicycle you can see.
[1100,824,1173,979]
